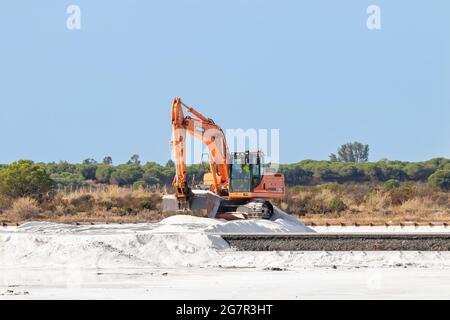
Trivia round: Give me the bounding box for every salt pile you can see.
[9,208,313,235]
[2,214,450,270]
[0,211,312,269]
[206,208,314,233]
[0,227,228,268]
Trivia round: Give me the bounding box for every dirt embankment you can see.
[0,184,449,226]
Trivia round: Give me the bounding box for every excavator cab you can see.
[228,151,285,200]
[229,151,263,194]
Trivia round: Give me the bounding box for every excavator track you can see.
[218,199,274,220]
[236,200,274,219]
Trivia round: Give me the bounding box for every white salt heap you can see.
[2,212,450,271]
[2,211,450,300]
[206,207,313,233]
[0,210,313,269]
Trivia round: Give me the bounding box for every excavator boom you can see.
[171,98,229,206]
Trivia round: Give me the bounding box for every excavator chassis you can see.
[162,190,275,220]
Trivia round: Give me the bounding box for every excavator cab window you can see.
[229,152,264,193]
[230,158,251,192]
[251,158,264,190]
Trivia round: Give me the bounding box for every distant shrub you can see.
[428,170,450,191]
[51,172,86,188]
[77,163,97,180]
[0,194,13,211]
[69,194,95,212]
[0,160,53,198]
[139,199,153,210]
[133,180,148,189]
[389,184,416,206]
[5,197,40,222]
[364,191,390,212]
[95,165,114,184]
[281,188,350,215]
[110,164,143,186]
[330,198,347,212]
[383,179,400,191]
[98,200,114,211]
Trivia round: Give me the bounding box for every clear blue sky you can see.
[0,1,449,164]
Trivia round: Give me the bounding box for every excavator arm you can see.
[171,98,229,206]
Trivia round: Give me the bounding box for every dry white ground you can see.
[1,213,450,300]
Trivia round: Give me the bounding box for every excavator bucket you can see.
[162,190,222,218]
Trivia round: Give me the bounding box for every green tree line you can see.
[280,158,450,185]
[34,157,210,189]
[0,157,449,197]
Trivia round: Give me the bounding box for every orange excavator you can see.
[163,98,285,220]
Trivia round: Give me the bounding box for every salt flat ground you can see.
[2,267,450,300]
[1,213,450,300]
